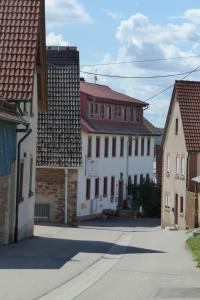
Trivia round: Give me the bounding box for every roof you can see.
[162,80,200,152]
[80,81,147,106]
[81,117,161,136]
[0,99,26,124]
[37,47,82,168]
[0,0,47,111]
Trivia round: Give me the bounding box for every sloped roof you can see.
[37,47,82,168]
[81,117,161,136]
[80,81,147,106]
[163,80,200,152]
[0,0,47,110]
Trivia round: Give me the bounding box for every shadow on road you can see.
[0,235,165,270]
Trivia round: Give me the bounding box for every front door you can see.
[174,194,178,225]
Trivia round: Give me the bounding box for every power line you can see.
[146,65,200,102]
[81,54,200,68]
[80,68,200,79]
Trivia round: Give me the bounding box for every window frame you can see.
[96,136,100,158]
[86,178,91,200]
[103,177,108,197]
[112,137,116,157]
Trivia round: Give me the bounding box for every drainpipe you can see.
[14,127,32,243]
[64,169,68,224]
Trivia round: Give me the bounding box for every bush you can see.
[131,180,161,218]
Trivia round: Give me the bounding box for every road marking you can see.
[38,232,132,300]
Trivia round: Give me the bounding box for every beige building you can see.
[161,80,200,229]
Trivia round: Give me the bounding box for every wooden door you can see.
[174,194,178,225]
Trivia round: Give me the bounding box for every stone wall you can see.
[36,168,78,225]
[0,175,10,245]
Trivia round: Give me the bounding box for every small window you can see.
[87,136,92,158]
[103,177,108,197]
[120,137,124,157]
[104,137,109,158]
[86,178,91,200]
[108,106,112,120]
[176,155,180,175]
[100,105,105,119]
[111,176,115,199]
[118,106,122,117]
[128,138,132,156]
[96,137,100,158]
[180,196,184,213]
[141,137,144,156]
[95,178,99,198]
[181,156,185,176]
[147,137,150,156]
[175,118,178,135]
[112,137,116,157]
[95,103,99,117]
[130,107,133,122]
[135,137,138,156]
[114,106,118,118]
[134,175,137,185]
[89,102,94,119]
[123,107,127,121]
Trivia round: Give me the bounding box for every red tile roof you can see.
[80,81,147,106]
[0,0,45,102]
[163,80,200,152]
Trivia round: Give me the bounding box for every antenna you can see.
[94,68,98,84]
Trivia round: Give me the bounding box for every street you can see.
[0,218,199,300]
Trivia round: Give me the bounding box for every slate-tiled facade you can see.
[37,46,82,168]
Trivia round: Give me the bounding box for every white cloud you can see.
[46,0,93,28]
[82,11,200,127]
[46,32,69,46]
[105,10,123,20]
[184,9,200,24]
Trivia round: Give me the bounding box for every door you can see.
[118,180,124,208]
[174,194,178,225]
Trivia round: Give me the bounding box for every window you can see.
[104,137,109,158]
[19,160,24,202]
[114,106,118,118]
[181,156,185,176]
[112,137,116,157]
[166,154,170,173]
[128,176,132,195]
[29,156,33,197]
[120,137,124,157]
[111,176,115,200]
[141,137,144,156]
[135,137,138,156]
[95,178,99,198]
[100,105,105,119]
[180,196,184,213]
[89,102,94,118]
[95,103,99,116]
[134,175,137,185]
[118,106,122,117]
[108,106,112,120]
[165,192,170,207]
[103,177,108,197]
[87,136,92,158]
[140,174,143,184]
[176,155,180,175]
[136,109,140,122]
[96,137,100,158]
[86,179,91,200]
[130,108,134,122]
[175,118,178,135]
[128,138,132,156]
[146,174,150,182]
[123,107,127,121]
[147,137,150,156]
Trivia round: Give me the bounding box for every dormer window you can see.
[108,106,112,120]
[123,107,127,121]
[136,108,140,122]
[89,101,94,119]
[100,104,105,119]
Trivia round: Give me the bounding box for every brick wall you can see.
[0,175,10,244]
[36,168,78,224]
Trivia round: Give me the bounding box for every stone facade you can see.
[0,175,10,244]
[36,168,78,225]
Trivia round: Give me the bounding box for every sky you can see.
[45,0,200,127]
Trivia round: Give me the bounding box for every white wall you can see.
[162,98,187,228]
[17,72,38,240]
[77,131,155,217]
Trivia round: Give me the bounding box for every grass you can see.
[187,235,200,267]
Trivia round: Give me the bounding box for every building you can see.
[0,0,47,243]
[161,80,200,229]
[36,46,82,225]
[77,81,161,219]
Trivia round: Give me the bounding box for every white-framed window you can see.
[181,156,185,176]
[176,155,180,175]
[166,154,170,173]
[165,192,170,207]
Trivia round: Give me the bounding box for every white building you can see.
[77,81,160,219]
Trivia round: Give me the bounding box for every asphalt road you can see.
[0,218,199,300]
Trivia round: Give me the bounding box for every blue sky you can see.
[46,0,200,127]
